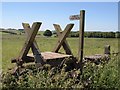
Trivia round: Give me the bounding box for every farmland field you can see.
[2,34,118,71]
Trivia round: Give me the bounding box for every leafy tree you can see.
[43,29,52,37]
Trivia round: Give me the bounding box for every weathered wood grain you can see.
[27,52,72,61]
[53,24,74,54]
[22,23,44,65]
[53,24,73,55]
[104,45,110,55]
[19,22,42,60]
[78,10,85,75]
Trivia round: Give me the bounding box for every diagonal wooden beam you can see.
[22,23,44,65]
[53,24,73,55]
[18,22,42,63]
[52,24,74,53]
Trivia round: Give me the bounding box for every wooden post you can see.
[53,24,74,53]
[19,22,42,59]
[13,22,42,67]
[78,10,85,74]
[53,24,73,55]
[104,45,110,55]
[22,23,44,67]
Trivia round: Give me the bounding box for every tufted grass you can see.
[2,34,118,71]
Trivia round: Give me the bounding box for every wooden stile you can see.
[12,22,44,67]
[22,23,44,66]
[53,24,73,55]
[19,22,42,59]
[53,24,74,54]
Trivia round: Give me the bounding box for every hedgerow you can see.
[1,55,119,89]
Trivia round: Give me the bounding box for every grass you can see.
[2,34,118,71]
[0,32,9,35]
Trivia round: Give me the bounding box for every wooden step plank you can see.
[27,52,72,60]
[84,54,109,61]
[12,52,72,63]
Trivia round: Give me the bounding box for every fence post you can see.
[78,10,85,74]
[104,45,110,55]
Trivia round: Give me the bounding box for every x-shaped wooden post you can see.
[53,24,74,55]
[12,22,44,66]
[22,23,44,66]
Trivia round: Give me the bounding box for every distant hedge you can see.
[1,30,17,35]
[84,32,116,38]
[67,31,120,38]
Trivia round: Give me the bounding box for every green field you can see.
[2,34,118,71]
[1,34,119,89]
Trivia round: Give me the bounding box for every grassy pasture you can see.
[2,34,118,71]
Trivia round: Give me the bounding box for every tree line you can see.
[1,28,120,38]
[0,30,17,35]
[44,30,120,38]
[68,31,120,38]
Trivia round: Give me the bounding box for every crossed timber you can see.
[11,22,74,68]
[12,22,44,67]
[53,24,74,55]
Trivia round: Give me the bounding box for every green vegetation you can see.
[1,34,119,89]
[0,30,18,35]
[0,29,45,36]
[68,31,120,38]
[1,55,119,89]
[2,34,119,70]
[43,30,52,37]
[1,29,120,38]
[84,32,116,38]
[2,34,118,71]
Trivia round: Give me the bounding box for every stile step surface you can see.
[27,52,72,60]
